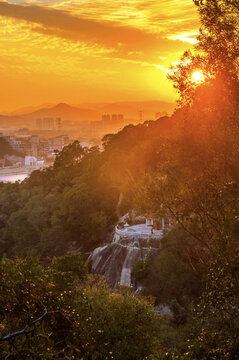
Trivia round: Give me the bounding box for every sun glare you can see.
[192,71,205,84]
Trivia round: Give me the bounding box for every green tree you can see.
[0,137,21,157]
[133,228,204,306]
[194,0,239,78]
[51,183,109,252]
[135,1,239,358]
[0,254,160,359]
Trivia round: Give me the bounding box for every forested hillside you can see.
[0,115,178,259]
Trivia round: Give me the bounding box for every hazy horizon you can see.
[0,98,175,115]
[0,0,199,111]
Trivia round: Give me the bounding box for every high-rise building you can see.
[43,117,54,130]
[102,114,111,122]
[117,114,124,121]
[112,114,118,122]
[36,118,42,130]
[111,114,124,126]
[56,117,62,131]
[49,118,54,130]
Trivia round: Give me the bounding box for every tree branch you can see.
[0,304,59,342]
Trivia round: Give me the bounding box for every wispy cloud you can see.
[0,1,191,53]
[0,1,199,110]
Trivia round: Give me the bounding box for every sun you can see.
[192,71,205,84]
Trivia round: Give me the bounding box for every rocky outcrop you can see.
[88,228,162,288]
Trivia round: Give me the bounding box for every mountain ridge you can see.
[0,100,175,129]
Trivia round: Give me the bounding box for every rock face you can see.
[88,225,162,288]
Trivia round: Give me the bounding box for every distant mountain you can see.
[1,103,54,116]
[0,103,101,128]
[24,103,100,122]
[0,100,175,129]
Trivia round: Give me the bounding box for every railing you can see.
[115,225,162,240]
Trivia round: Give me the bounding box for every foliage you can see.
[133,228,204,306]
[0,254,160,359]
[155,316,195,360]
[0,116,175,260]
[136,103,239,357]
[134,1,239,358]
[0,142,119,258]
[187,255,239,360]
[0,137,21,158]
[194,0,239,77]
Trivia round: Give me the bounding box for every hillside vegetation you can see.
[0,137,20,158]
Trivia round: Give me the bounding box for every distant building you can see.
[146,214,171,230]
[17,128,29,135]
[38,138,49,158]
[101,114,125,132]
[36,118,55,130]
[25,156,44,168]
[43,117,54,130]
[56,117,62,131]
[102,114,111,123]
[111,114,124,126]
[146,216,154,227]
[48,135,70,151]
[36,118,42,130]
[4,134,42,158]
[30,135,39,144]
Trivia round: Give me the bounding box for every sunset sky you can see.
[0,0,199,112]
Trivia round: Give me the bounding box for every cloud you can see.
[0,1,188,54]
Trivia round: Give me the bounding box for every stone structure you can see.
[88,221,163,288]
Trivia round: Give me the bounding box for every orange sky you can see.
[0,0,199,112]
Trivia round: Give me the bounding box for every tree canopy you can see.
[0,254,160,359]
